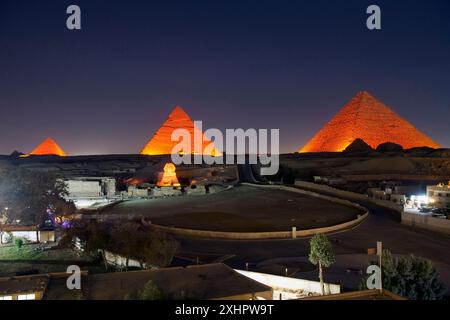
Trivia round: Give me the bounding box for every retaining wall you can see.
[401,212,450,235]
[149,184,369,240]
[294,180,404,213]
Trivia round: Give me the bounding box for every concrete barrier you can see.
[104,250,145,269]
[149,214,368,239]
[294,180,404,213]
[401,212,450,235]
[242,183,367,212]
[234,269,341,299]
[148,184,369,239]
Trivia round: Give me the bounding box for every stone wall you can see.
[401,212,450,235]
[150,187,182,197]
[104,250,144,269]
[66,180,102,198]
[294,180,404,213]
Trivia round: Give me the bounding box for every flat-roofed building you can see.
[0,274,49,300]
[0,264,272,300]
[427,182,450,209]
[85,263,272,300]
[0,225,55,244]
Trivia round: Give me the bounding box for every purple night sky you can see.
[0,0,449,155]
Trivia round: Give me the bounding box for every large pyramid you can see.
[299,91,440,153]
[140,106,221,156]
[29,137,67,156]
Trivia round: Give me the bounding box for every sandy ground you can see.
[101,185,362,232]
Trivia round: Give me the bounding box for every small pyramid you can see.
[141,106,221,156]
[343,138,374,153]
[29,138,67,156]
[299,91,440,152]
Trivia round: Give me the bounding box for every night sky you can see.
[0,0,449,155]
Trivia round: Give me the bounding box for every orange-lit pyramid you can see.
[141,106,221,156]
[29,137,67,156]
[299,91,441,153]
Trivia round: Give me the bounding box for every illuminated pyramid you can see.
[29,137,67,156]
[141,106,221,156]
[299,91,440,153]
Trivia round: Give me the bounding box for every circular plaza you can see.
[101,185,366,237]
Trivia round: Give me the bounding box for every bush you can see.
[139,280,165,300]
[14,237,24,250]
[2,232,13,244]
[361,250,447,300]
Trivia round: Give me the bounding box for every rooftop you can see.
[0,274,49,296]
[301,289,407,300]
[86,263,271,300]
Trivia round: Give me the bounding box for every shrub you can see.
[139,280,165,300]
[14,237,24,250]
[361,250,447,300]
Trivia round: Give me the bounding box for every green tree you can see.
[112,223,179,268]
[309,233,335,295]
[84,220,111,254]
[140,230,179,268]
[14,237,24,250]
[83,220,111,270]
[139,280,165,300]
[0,165,75,225]
[362,250,446,300]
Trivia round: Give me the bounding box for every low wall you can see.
[242,183,367,212]
[294,180,404,214]
[103,250,144,269]
[401,212,450,235]
[150,213,368,240]
[234,269,340,299]
[149,184,369,240]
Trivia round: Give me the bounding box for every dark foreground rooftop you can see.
[40,263,272,300]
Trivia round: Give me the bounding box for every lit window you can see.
[17,293,36,300]
[0,296,13,300]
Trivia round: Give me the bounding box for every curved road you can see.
[175,178,450,288]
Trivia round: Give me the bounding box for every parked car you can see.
[432,208,447,214]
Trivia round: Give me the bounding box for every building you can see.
[0,274,49,300]
[0,264,272,300]
[234,269,340,299]
[367,187,406,205]
[427,182,450,209]
[64,177,117,209]
[301,289,406,300]
[84,263,271,300]
[0,225,55,244]
[126,185,149,198]
[65,177,116,198]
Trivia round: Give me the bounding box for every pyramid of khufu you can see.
[299,91,441,153]
[140,106,222,156]
[29,137,67,156]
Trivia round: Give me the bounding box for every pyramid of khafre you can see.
[299,91,441,153]
[30,137,67,156]
[140,106,222,156]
